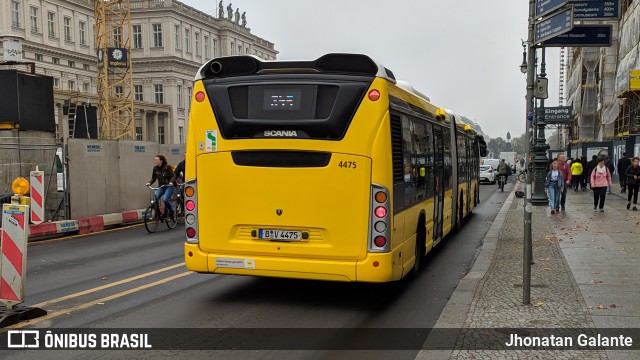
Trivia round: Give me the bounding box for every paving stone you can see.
[448,183,607,359]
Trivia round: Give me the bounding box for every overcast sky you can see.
[184,0,561,139]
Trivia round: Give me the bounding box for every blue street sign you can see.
[570,0,620,20]
[543,25,612,47]
[536,0,569,18]
[535,8,574,44]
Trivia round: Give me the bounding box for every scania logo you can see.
[264,130,298,137]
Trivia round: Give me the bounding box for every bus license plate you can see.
[258,229,302,241]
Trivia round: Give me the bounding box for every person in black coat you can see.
[617,152,632,193]
[625,157,640,211]
[579,156,588,191]
[586,155,598,189]
[605,157,615,193]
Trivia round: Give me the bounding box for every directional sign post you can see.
[535,8,574,44]
[536,0,569,18]
[544,25,612,47]
[570,0,620,20]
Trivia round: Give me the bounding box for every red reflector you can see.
[188,251,193,257]
[375,206,387,218]
[374,236,387,247]
[373,261,380,267]
[195,91,206,102]
[186,227,196,238]
[368,89,381,101]
[185,200,195,211]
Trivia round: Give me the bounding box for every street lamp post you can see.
[522,0,536,305]
[532,47,550,205]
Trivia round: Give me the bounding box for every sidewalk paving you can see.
[418,182,640,359]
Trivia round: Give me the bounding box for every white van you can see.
[482,158,500,170]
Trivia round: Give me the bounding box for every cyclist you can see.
[172,155,185,185]
[497,159,509,190]
[146,155,175,219]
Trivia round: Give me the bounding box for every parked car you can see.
[480,165,496,184]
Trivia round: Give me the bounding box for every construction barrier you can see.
[29,167,45,225]
[25,209,146,239]
[0,204,29,306]
[0,204,46,326]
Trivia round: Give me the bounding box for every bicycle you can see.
[144,185,177,233]
[174,183,185,222]
[497,174,508,192]
[518,169,527,183]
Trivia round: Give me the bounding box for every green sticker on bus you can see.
[205,130,217,152]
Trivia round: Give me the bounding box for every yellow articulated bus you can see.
[183,53,487,282]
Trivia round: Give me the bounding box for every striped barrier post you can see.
[0,204,46,326]
[0,204,29,307]
[29,167,45,225]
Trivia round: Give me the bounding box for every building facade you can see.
[0,0,278,144]
[564,0,640,159]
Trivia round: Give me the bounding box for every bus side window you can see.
[412,121,427,201]
[442,131,452,191]
[424,123,435,199]
[402,116,414,208]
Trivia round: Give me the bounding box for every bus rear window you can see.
[203,75,373,140]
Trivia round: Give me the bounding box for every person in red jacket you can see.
[557,153,572,211]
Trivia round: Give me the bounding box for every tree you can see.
[487,137,506,158]
[510,133,527,155]
[546,130,561,149]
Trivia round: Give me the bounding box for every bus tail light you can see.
[184,179,199,244]
[374,236,387,247]
[369,184,390,253]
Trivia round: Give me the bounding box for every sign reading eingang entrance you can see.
[541,106,574,123]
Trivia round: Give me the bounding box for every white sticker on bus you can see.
[205,130,218,152]
[216,258,255,269]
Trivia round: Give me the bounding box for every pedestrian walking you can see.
[571,159,583,192]
[605,156,615,194]
[580,156,588,190]
[557,153,572,211]
[545,160,565,215]
[618,152,632,193]
[625,157,640,211]
[590,158,613,212]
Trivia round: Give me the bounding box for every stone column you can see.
[141,109,147,141]
[164,112,172,144]
[153,111,159,143]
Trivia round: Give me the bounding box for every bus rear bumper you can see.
[184,243,396,283]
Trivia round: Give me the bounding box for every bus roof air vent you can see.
[196,53,396,83]
[395,80,430,102]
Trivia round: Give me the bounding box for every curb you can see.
[415,183,519,360]
[2,209,146,240]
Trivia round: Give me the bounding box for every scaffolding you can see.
[94,0,134,140]
[615,92,640,137]
[559,47,565,105]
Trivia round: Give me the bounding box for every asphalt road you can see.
[3,180,515,360]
